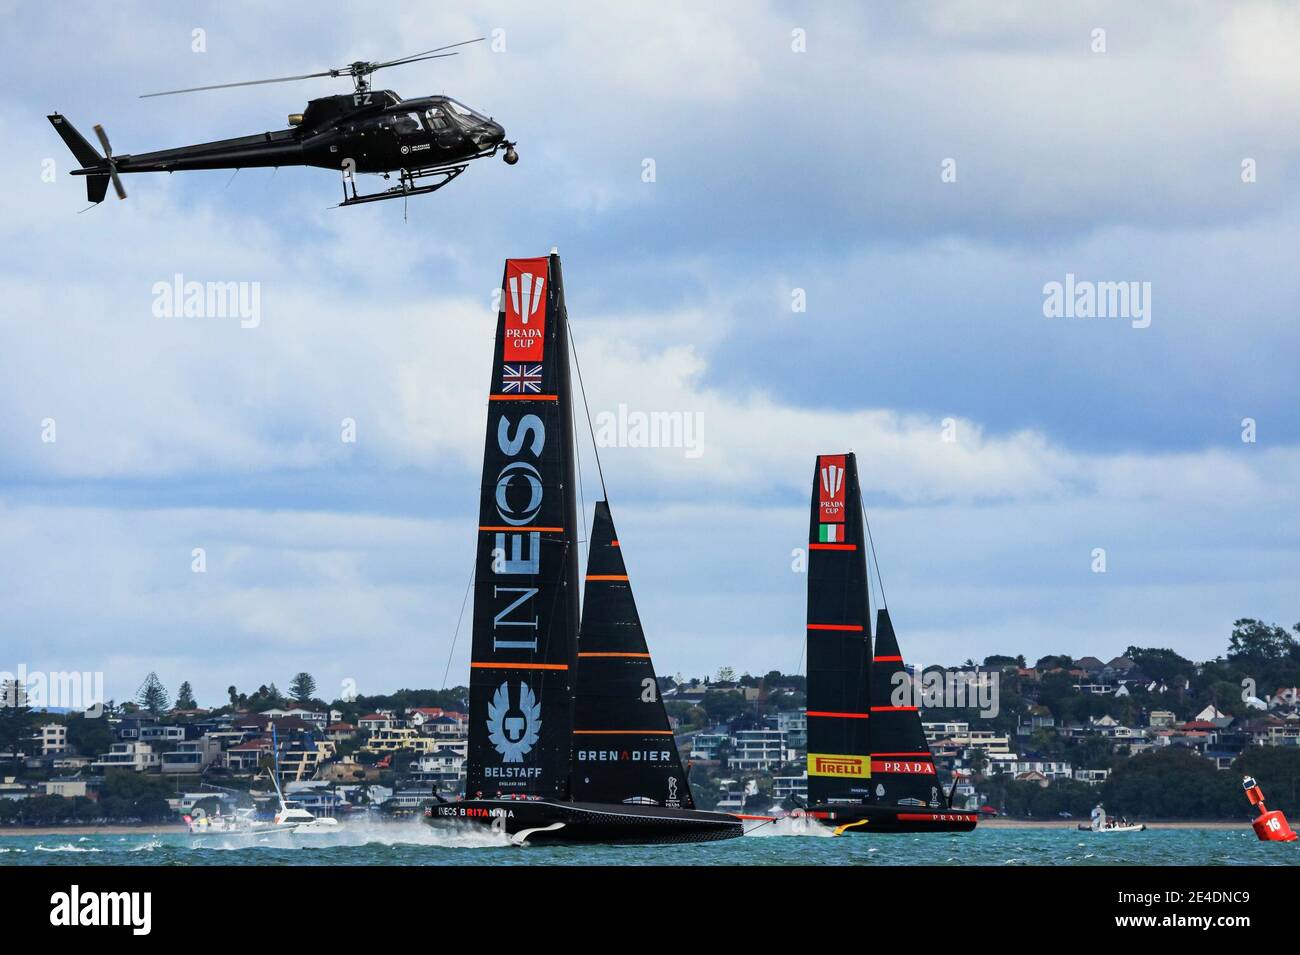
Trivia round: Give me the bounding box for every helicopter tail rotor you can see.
[92,124,127,200]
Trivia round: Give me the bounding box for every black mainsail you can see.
[571,501,694,809]
[805,453,873,804]
[868,607,944,808]
[465,254,580,801]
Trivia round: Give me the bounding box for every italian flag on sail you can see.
[818,524,843,543]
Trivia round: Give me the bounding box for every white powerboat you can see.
[1077,803,1145,832]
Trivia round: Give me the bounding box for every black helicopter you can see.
[47,37,517,208]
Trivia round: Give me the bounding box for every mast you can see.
[804,453,873,804]
[464,253,580,801]
[571,501,694,809]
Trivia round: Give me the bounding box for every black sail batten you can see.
[805,453,873,804]
[465,254,580,801]
[571,502,694,809]
[869,607,945,808]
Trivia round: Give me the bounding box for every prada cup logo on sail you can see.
[508,271,545,324]
[820,463,843,499]
[487,681,541,762]
[503,259,548,362]
[816,454,847,522]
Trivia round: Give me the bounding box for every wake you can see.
[190,819,510,851]
[743,814,835,838]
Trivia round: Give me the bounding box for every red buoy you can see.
[1244,776,1298,842]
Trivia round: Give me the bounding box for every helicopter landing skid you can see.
[337,163,468,207]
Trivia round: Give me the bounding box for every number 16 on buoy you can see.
[1243,776,1297,842]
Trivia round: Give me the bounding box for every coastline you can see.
[978,818,1246,830]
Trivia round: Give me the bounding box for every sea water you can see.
[1,822,1296,866]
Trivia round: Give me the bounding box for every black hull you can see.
[808,803,979,834]
[425,799,743,846]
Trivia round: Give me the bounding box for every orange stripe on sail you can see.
[807,624,865,632]
[471,662,569,671]
[478,525,564,533]
[585,574,629,581]
[610,540,620,547]
[490,394,558,401]
[874,655,903,662]
[809,543,857,551]
[807,710,870,719]
[577,652,651,658]
[871,705,919,712]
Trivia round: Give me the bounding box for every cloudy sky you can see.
[1,1,1297,708]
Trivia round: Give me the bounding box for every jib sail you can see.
[869,607,944,808]
[804,453,873,804]
[571,501,694,809]
[465,254,580,801]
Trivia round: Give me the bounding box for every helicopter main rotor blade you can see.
[374,36,485,69]
[140,70,336,98]
[138,37,484,98]
[369,51,461,72]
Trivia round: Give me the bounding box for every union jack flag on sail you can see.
[501,363,543,394]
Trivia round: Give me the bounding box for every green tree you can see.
[1235,746,1300,816]
[984,654,1025,669]
[1227,618,1297,666]
[175,681,197,710]
[289,672,318,703]
[136,672,169,715]
[700,690,747,724]
[0,679,34,769]
[100,769,176,822]
[987,778,1098,819]
[1101,749,1239,819]
[19,795,74,825]
[1123,647,1194,683]
[65,713,114,758]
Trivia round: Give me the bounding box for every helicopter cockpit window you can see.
[445,99,489,125]
[390,112,422,135]
[424,108,450,131]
